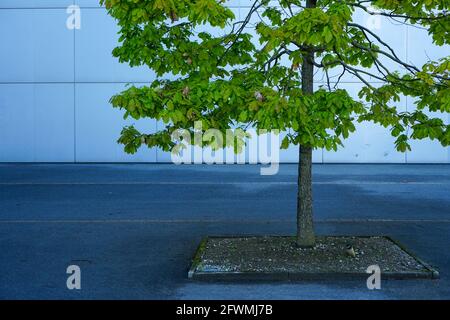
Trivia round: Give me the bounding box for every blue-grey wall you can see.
[0,0,449,163]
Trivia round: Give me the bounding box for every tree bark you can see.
[296,0,316,248]
[296,145,315,247]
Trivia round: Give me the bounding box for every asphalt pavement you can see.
[0,164,449,299]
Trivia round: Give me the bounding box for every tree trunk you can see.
[296,145,315,247]
[296,0,316,248]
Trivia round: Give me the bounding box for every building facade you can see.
[0,0,449,163]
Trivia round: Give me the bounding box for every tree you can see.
[101,0,450,248]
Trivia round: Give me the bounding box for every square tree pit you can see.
[188,236,439,281]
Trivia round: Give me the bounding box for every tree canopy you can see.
[101,0,450,156]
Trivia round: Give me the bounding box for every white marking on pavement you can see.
[1,219,450,224]
[0,181,448,186]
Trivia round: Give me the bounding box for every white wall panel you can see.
[317,11,408,84]
[407,26,450,68]
[405,26,450,163]
[75,8,154,83]
[75,83,157,162]
[0,84,75,162]
[408,138,450,164]
[75,0,101,8]
[0,9,74,82]
[0,1,72,8]
[0,5,448,163]
[407,102,450,163]
[323,83,407,163]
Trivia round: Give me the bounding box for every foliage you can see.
[101,0,450,155]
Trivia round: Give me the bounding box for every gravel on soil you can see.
[194,236,429,274]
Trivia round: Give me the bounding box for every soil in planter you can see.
[194,236,430,274]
